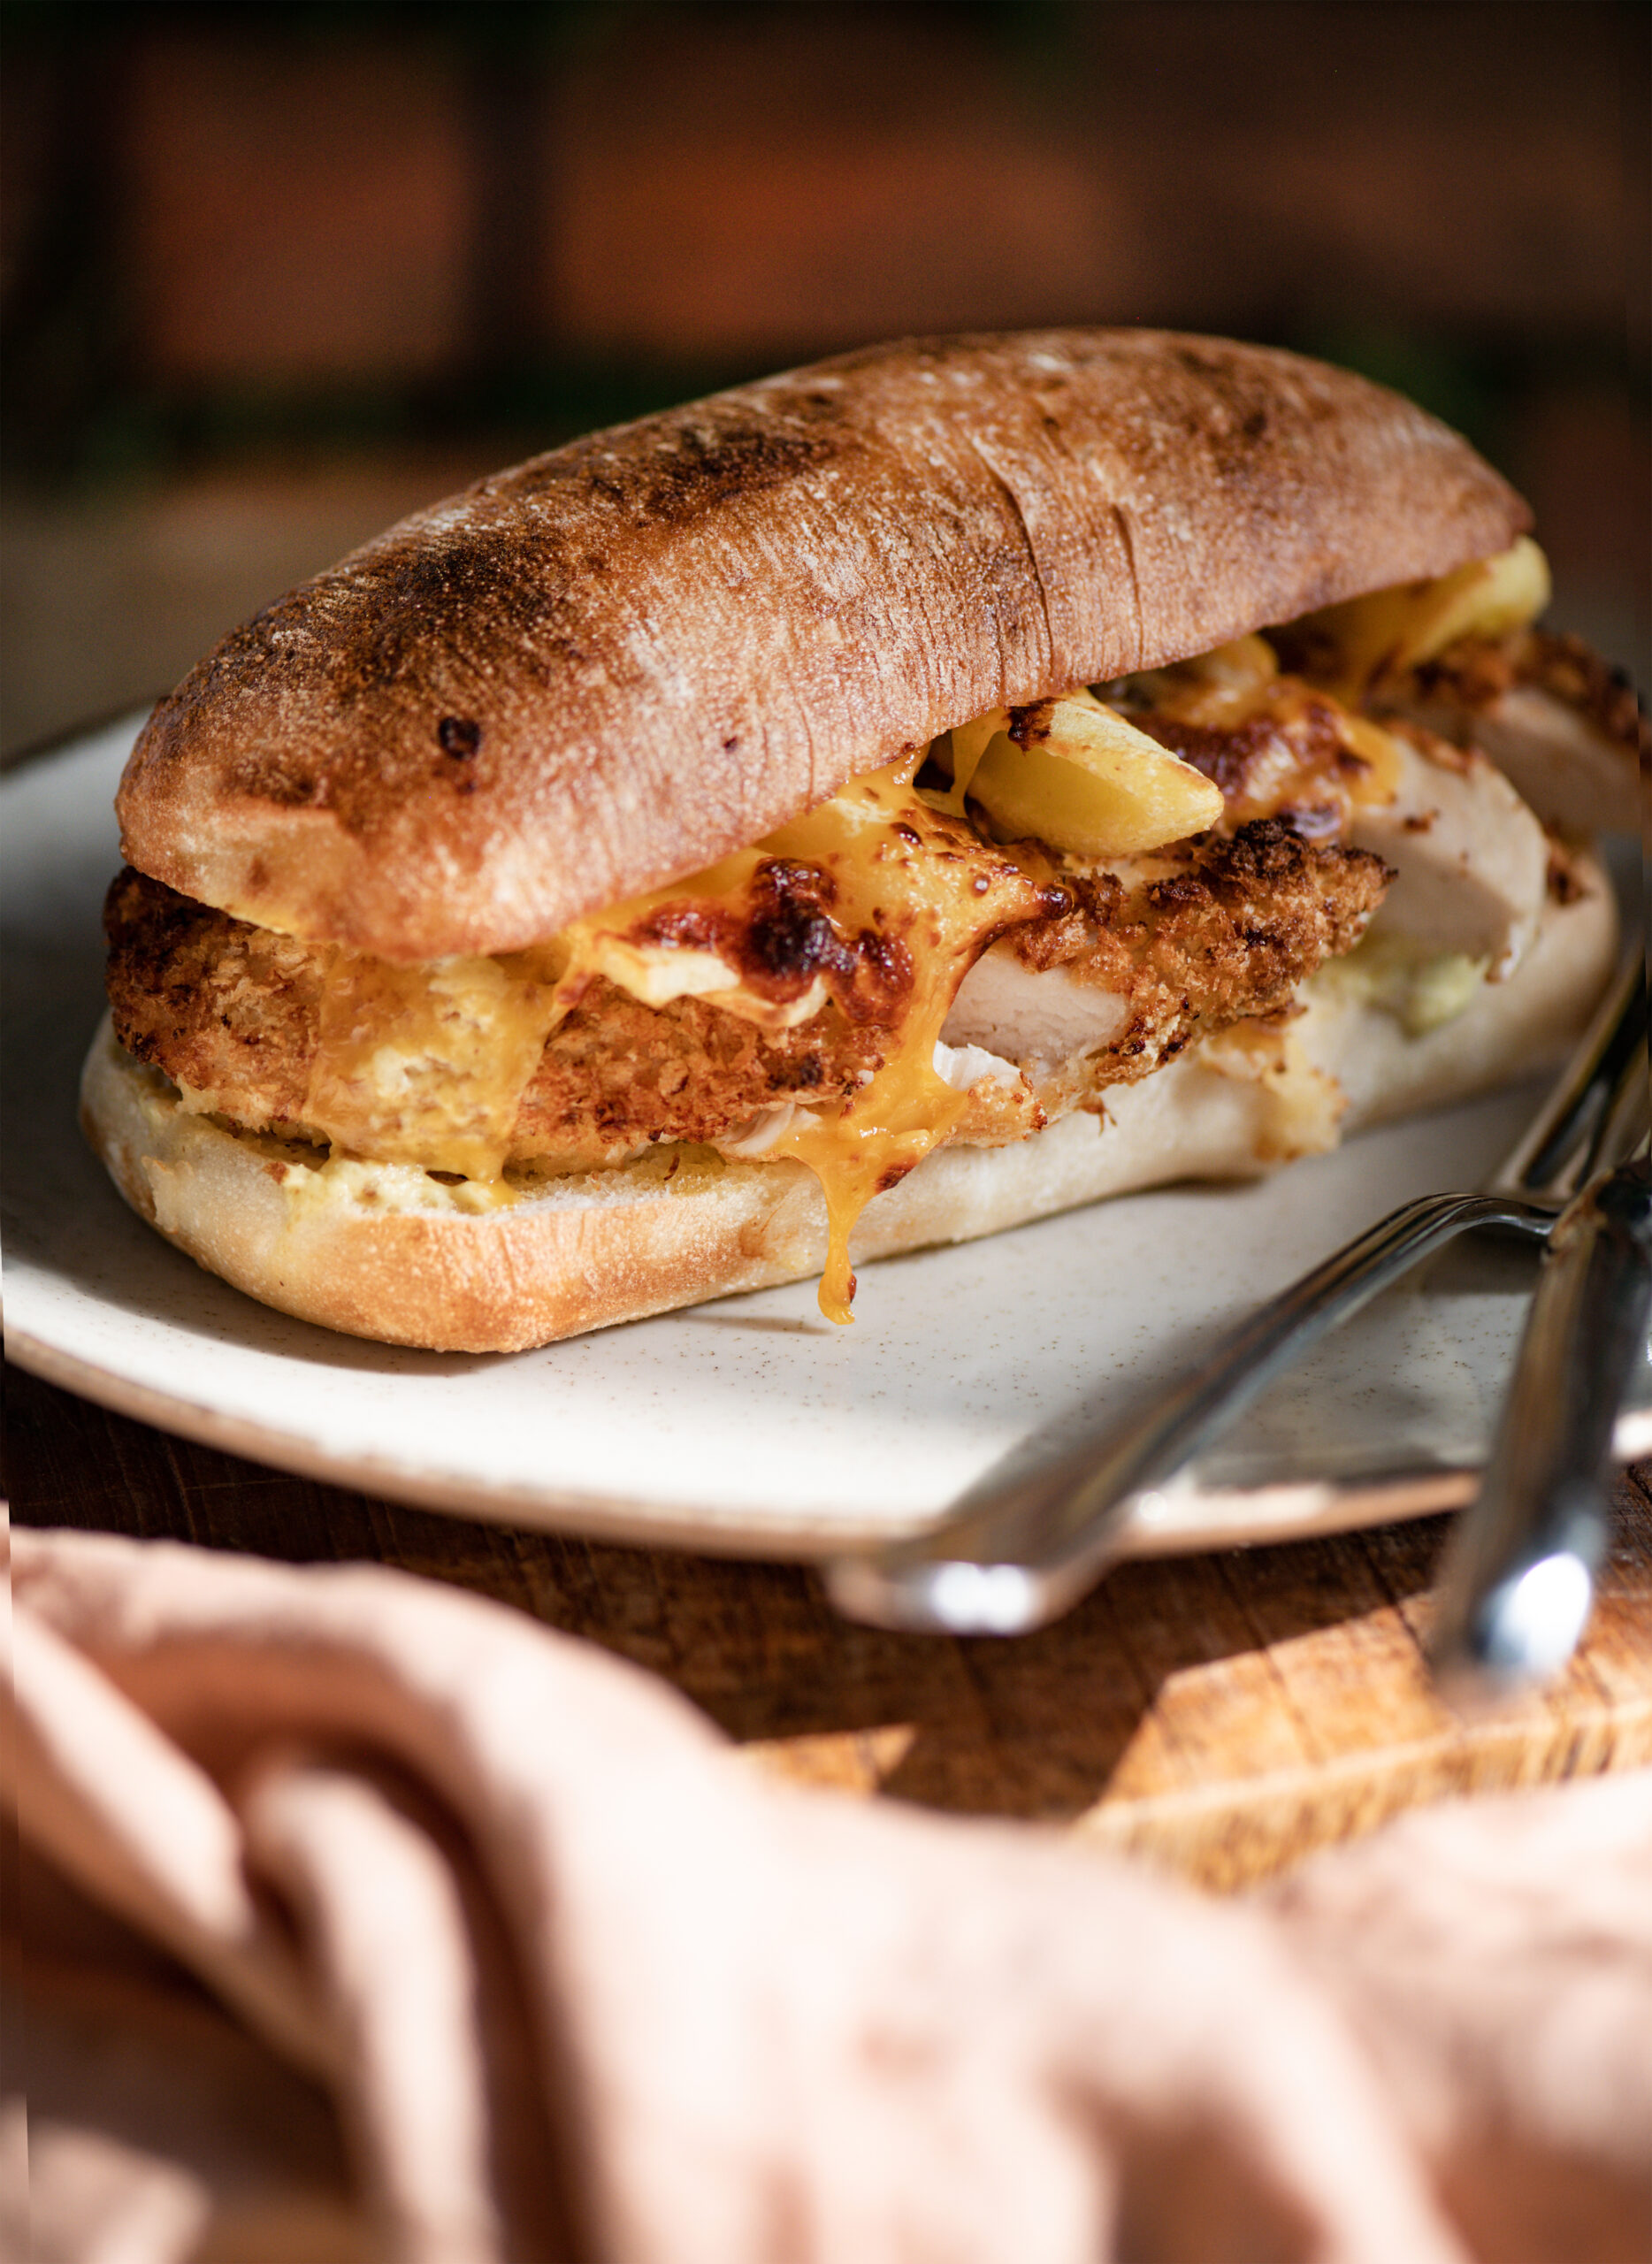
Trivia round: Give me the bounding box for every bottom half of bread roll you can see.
[81,851,1618,1353]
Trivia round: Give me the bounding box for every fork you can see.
[827,952,1646,1634]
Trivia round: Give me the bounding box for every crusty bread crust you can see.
[115,332,1527,962]
[80,858,1616,1352]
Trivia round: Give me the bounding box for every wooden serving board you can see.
[8,1360,1651,1890]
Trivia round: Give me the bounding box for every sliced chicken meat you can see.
[1380,630,1644,838]
[1347,724,1549,980]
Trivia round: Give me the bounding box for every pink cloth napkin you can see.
[4,1523,1649,2264]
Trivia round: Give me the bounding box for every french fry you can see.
[964,689,1223,857]
[1290,537,1551,693]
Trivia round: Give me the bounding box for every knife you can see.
[1428,1143,1652,1694]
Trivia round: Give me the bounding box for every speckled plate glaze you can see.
[6,717,1648,1558]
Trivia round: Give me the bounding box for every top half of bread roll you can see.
[114,329,1528,963]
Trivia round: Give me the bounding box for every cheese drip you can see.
[562,752,1056,1322]
[757,756,1046,1322]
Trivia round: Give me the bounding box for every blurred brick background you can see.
[3,0,1647,756]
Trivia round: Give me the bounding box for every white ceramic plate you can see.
[6,716,1648,1558]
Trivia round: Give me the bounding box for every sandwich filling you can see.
[105,539,1637,1322]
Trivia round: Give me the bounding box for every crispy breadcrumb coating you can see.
[1411,629,1648,763]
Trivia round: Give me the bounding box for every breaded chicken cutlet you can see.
[106,818,1388,1169]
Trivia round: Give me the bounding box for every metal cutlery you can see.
[1429,1041,1651,1693]
[827,952,1647,1635]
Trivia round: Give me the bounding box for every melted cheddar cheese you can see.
[559,752,1060,1320]
[760,758,1051,1322]
[305,947,562,1180]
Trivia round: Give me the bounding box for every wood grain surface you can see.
[7,1358,1650,1889]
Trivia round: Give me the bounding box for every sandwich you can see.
[83,330,1639,1350]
